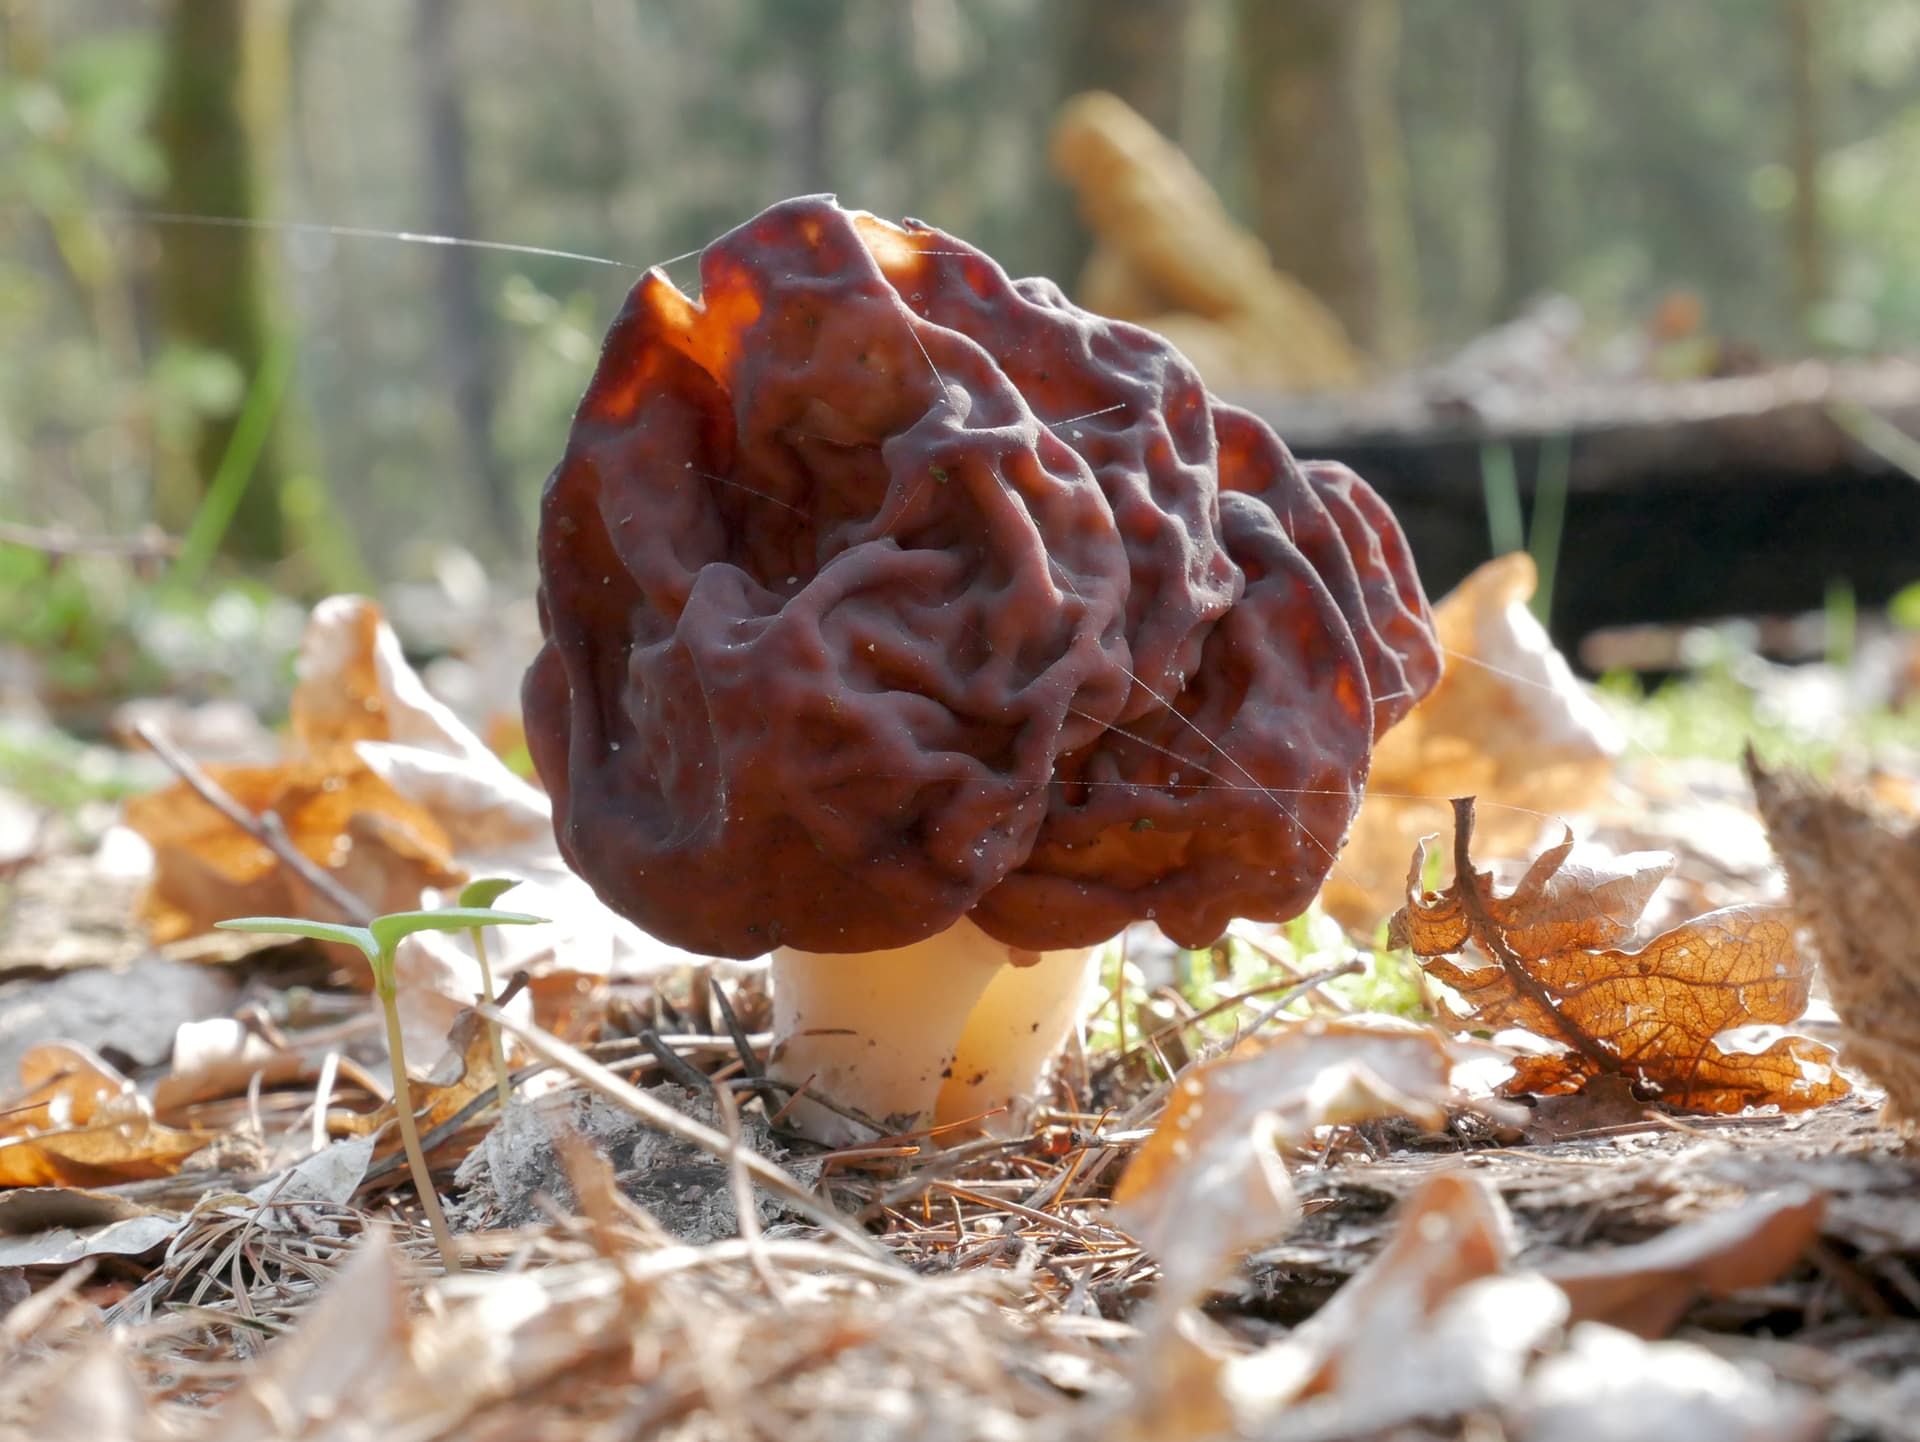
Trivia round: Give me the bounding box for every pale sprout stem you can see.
[469,925,514,1113]
[379,982,463,1276]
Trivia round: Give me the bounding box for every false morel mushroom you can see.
[524,197,1442,1141]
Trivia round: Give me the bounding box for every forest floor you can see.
[1,575,1918,1442]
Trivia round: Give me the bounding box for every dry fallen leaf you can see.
[0,1187,183,1267]
[151,1017,316,1123]
[1750,753,1920,1130]
[330,1010,504,1155]
[24,1336,168,1442]
[1108,1015,1459,1441]
[122,595,695,1078]
[1113,1014,1456,1308]
[1324,552,1624,932]
[0,1043,205,1187]
[1214,1173,1823,1441]
[1511,1323,1825,1442]
[1391,798,1848,1114]
[125,749,464,943]
[1222,1176,1578,1441]
[1544,1187,1825,1339]
[125,598,486,944]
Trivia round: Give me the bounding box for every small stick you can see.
[639,1027,717,1094]
[132,721,375,926]
[308,1050,340,1156]
[714,1084,786,1303]
[926,1179,1119,1248]
[1093,962,1359,1080]
[708,981,763,1079]
[1232,958,1367,1038]
[0,519,179,560]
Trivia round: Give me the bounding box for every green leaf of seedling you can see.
[458,877,522,909]
[216,917,380,966]
[366,908,549,957]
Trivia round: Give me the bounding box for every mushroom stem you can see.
[768,918,1098,1146]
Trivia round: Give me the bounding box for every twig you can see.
[1233,958,1368,1038]
[1093,963,1360,1081]
[639,1027,717,1094]
[715,1084,787,1303]
[925,1180,1120,1249]
[481,1004,897,1263]
[1450,796,1616,1072]
[0,518,179,560]
[131,721,375,926]
[709,981,763,1079]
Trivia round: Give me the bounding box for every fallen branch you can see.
[0,519,180,562]
[132,719,376,927]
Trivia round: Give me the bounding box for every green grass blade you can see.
[169,330,297,590]
[1527,432,1570,625]
[1479,440,1525,557]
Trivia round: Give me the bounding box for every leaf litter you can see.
[1750,751,1920,1132]
[2,577,1918,1439]
[1392,795,1848,1115]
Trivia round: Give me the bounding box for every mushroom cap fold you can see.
[525,197,1441,956]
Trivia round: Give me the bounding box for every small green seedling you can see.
[458,877,524,1114]
[217,901,548,1275]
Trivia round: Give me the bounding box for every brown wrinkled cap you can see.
[524,197,1441,957]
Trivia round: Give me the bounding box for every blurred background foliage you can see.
[2,0,1917,720]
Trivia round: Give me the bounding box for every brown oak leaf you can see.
[1750,751,1920,1129]
[1390,797,1848,1114]
[0,1044,207,1187]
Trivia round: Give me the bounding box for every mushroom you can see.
[524,197,1442,1144]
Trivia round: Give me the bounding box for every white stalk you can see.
[769,917,1098,1146]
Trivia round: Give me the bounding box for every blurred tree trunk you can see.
[769,0,839,194]
[1235,0,1412,357]
[1492,0,1546,320]
[1054,0,1196,282]
[151,0,294,561]
[1783,0,1824,342]
[413,0,514,550]
[1059,0,1194,137]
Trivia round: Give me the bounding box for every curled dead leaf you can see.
[1324,552,1624,932]
[0,1188,182,1267]
[333,1009,504,1155]
[0,1044,205,1187]
[125,747,463,945]
[1202,1173,1825,1439]
[1107,1016,1463,1442]
[1114,1015,1457,1320]
[1222,1173,1565,1437]
[1750,753,1920,1131]
[1393,798,1848,1114]
[1545,1187,1825,1340]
